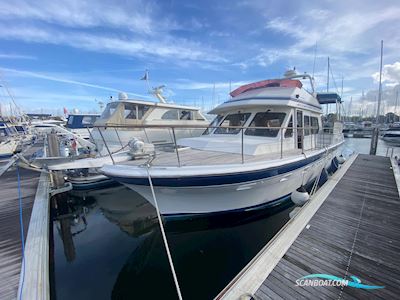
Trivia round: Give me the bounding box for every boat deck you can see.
[0,144,42,299]
[254,154,400,299]
[122,147,307,167]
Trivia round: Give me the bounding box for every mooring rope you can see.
[145,164,183,300]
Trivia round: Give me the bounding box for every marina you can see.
[0,137,396,299]
[0,2,399,299]
[217,154,400,299]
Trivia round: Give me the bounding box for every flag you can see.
[140,70,149,81]
[63,107,68,115]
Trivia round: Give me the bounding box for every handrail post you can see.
[98,127,115,164]
[280,127,283,159]
[86,126,98,150]
[241,127,244,164]
[171,127,181,167]
[114,127,123,147]
[301,127,304,154]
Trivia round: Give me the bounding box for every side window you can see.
[311,117,319,134]
[137,105,150,119]
[82,116,95,125]
[124,103,137,119]
[161,109,179,120]
[285,115,293,138]
[67,116,74,125]
[179,110,192,120]
[304,116,310,136]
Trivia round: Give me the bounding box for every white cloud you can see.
[0,25,225,63]
[0,0,157,34]
[0,53,36,60]
[0,67,151,99]
[372,61,400,85]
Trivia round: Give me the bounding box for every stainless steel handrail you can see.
[91,125,340,167]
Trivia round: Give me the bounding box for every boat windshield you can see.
[203,115,224,135]
[214,113,251,134]
[100,102,119,119]
[245,112,286,137]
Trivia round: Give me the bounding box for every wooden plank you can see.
[216,154,359,299]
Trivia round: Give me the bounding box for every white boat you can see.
[65,113,100,139]
[0,122,20,158]
[91,92,209,154]
[43,91,209,189]
[381,127,400,144]
[101,73,345,218]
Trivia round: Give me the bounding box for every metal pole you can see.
[97,127,115,164]
[241,128,244,163]
[280,127,283,159]
[114,127,123,147]
[86,127,98,150]
[301,128,304,154]
[370,40,384,155]
[171,127,181,167]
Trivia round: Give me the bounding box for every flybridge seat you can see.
[230,79,303,97]
[317,93,342,105]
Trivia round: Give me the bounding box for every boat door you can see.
[296,110,303,150]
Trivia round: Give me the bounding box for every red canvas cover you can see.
[230,79,302,97]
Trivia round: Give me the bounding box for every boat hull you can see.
[116,148,340,216]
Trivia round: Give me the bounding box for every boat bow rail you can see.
[94,123,344,168]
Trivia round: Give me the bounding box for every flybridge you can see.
[230,79,303,97]
[316,93,342,104]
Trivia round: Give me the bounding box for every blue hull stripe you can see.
[109,151,326,187]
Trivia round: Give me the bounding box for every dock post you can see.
[47,133,76,262]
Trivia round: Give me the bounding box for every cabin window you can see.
[245,112,286,137]
[193,110,206,121]
[82,116,98,125]
[215,113,251,134]
[161,109,179,120]
[180,110,192,120]
[100,102,118,119]
[304,116,311,136]
[124,103,138,119]
[311,117,319,134]
[137,105,150,119]
[67,116,74,125]
[285,115,293,138]
[203,115,223,135]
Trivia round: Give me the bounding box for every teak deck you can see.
[0,145,42,299]
[255,154,400,299]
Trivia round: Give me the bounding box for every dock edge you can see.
[17,171,50,300]
[216,153,359,300]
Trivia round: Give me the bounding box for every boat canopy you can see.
[316,93,342,104]
[66,114,100,129]
[230,79,302,97]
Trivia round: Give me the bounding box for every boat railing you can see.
[90,124,342,167]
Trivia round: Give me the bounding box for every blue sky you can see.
[0,0,399,116]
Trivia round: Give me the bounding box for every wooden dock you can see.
[218,154,400,299]
[0,144,43,299]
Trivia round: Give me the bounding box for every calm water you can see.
[51,137,398,300]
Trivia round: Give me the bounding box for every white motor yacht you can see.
[91,92,209,154]
[101,73,345,218]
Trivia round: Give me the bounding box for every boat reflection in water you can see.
[52,185,295,299]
